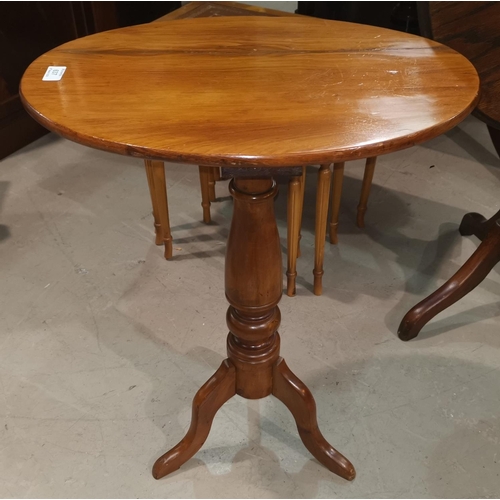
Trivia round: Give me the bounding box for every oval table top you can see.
[21,16,480,168]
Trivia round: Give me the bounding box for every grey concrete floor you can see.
[0,116,499,498]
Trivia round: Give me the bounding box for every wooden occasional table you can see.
[20,16,478,481]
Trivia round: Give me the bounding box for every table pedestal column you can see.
[152,177,355,481]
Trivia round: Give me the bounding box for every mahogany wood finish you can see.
[20,17,479,167]
[329,163,345,245]
[153,359,236,478]
[399,210,500,341]
[218,165,307,297]
[357,157,377,229]
[273,358,354,479]
[145,1,294,257]
[397,2,500,339]
[21,15,479,481]
[154,177,354,480]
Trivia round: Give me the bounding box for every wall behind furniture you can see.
[180,1,297,13]
[237,1,297,13]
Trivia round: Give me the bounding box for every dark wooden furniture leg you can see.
[398,209,500,341]
[145,160,173,259]
[487,125,500,158]
[153,177,355,481]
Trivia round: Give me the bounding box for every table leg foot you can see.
[272,358,356,481]
[459,209,500,241]
[398,213,500,341]
[152,360,236,479]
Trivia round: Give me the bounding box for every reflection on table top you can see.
[21,16,479,167]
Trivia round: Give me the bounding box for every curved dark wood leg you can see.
[273,358,356,480]
[487,125,500,158]
[459,209,500,241]
[153,360,236,479]
[398,214,500,341]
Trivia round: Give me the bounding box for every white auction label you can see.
[42,66,67,81]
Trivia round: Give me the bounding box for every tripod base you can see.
[153,356,355,481]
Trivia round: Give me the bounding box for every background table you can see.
[20,16,479,481]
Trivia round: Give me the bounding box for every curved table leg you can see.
[398,213,500,341]
[153,176,354,481]
[273,358,356,480]
[152,360,236,479]
[459,209,500,241]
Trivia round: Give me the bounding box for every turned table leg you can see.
[208,168,217,202]
[199,166,212,224]
[357,157,376,229]
[153,176,354,481]
[329,162,345,245]
[144,160,173,259]
[398,210,500,341]
[297,166,306,258]
[313,164,332,295]
[286,174,302,297]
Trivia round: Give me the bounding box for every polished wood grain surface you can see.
[21,16,479,168]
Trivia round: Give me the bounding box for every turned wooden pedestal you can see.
[152,177,355,480]
[20,13,480,484]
